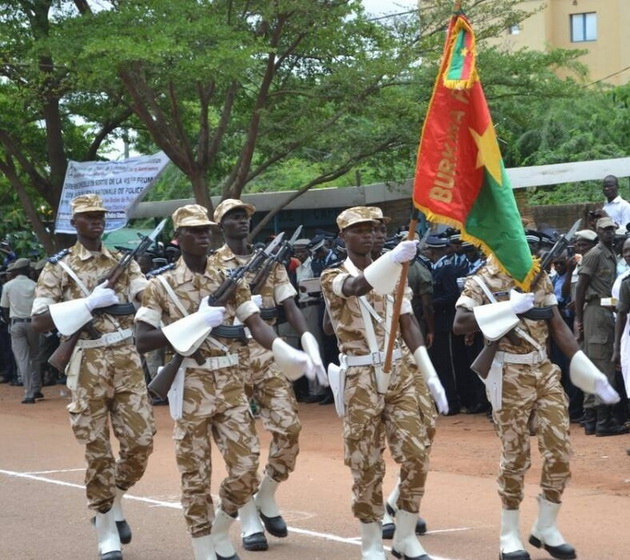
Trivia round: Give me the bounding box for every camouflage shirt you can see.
[321,258,412,356]
[456,257,557,354]
[212,244,296,325]
[135,255,258,357]
[32,241,147,337]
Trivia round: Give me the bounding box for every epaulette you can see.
[48,248,70,264]
[323,257,344,271]
[417,254,432,272]
[147,262,176,279]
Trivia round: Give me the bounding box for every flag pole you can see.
[382,0,462,373]
[382,207,422,373]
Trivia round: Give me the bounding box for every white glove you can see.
[594,377,621,405]
[509,289,535,315]
[426,376,449,415]
[272,338,314,381]
[300,332,329,387]
[251,294,263,308]
[569,350,620,404]
[197,296,226,328]
[85,281,119,312]
[388,240,419,264]
[413,346,449,415]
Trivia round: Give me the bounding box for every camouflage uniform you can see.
[211,245,301,483]
[321,261,429,522]
[136,257,261,537]
[32,242,155,514]
[456,259,571,509]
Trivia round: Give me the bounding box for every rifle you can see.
[250,226,302,296]
[470,218,582,379]
[147,233,285,400]
[48,219,167,372]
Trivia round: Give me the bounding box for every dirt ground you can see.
[1,382,629,560]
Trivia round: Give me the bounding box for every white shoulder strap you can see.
[471,275,543,351]
[57,260,90,296]
[157,275,188,317]
[156,275,228,353]
[471,275,497,304]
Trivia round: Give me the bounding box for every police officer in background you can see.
[1,258,41,404]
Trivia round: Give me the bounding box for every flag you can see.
[412,8,537,290]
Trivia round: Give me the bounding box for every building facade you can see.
[497,0,630,86]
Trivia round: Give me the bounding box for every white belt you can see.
[496,349,547,365]
[346,349,403,367]
[182,354,239,370]
[75,328,133,349]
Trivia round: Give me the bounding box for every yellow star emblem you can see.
[470,124,503,186]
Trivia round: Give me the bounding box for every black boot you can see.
[582,408,596,436]
[595,405,630,437]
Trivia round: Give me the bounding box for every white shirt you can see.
[603,195,630,230]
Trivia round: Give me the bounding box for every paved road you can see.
[1,383,628,559]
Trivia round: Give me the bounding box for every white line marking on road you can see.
[24,468,84,475]
[0,468,468,560]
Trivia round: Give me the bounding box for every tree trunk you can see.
[190,170,212,217]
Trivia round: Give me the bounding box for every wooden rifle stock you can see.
[148,353,182,400]
[48,322,101,373]
[470,339,498,380]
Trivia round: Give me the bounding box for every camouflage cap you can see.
[336,206,379,231]
[574,229,598,242]
[172,204,216,229]
[367,206,391,224]
[70,194,107,215]
[596,216,617,229]
[213,198,256,223]
[6,257,30,271]
[33,257,48,271]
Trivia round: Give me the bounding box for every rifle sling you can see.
[98,303,137,316]
[259,307,279,321]
[520,306,554,320]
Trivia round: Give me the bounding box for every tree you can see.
[0,0,587,250]
[0,0,135,252]
[57,0,538,226]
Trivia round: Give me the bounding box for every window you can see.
[570,13,597,42]
[508,24,520,35]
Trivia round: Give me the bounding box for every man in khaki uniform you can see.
[366,207,435,540]
[1,258,41,404]
[574,216,628,436]
[321,206,447,560]
[211,199,326,553]
[135,204,313,560]
[32,194,155,560]
[453,255,619,560]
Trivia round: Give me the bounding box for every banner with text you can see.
[54,151,170,234]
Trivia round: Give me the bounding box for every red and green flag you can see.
[413,7,537,290]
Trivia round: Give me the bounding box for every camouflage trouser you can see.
[238,341,301,483]
[67,341,155,513]
[174,402,260,537]
[493,359,571,509]
[344,360,428,523]
[412,361,438,447]
[583,302,616,408]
